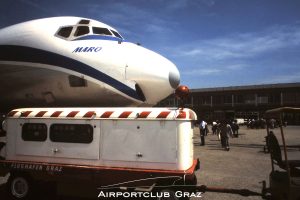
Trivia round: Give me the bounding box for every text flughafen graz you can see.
[1,162,203,199]
[3,162,63,173]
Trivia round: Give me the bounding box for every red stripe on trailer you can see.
[156,111,170,118]
[100,111,113,118]
[138,111,151,118]
[35,111,47,117]
[21,111,32,117]
[66,111,79,118]
[83,111,95,118]
[50,111,63,117]
[7,111,18,117]
[118,111,132,118]
[176,111,186,119]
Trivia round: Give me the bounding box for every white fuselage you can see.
[0,17,180,111]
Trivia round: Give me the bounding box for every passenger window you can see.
[50,124,93,144]
[92,27,112,36]
[74,26,90,37]
[56,26,73,38]
[22,123,47,142]
[110,30,123,39]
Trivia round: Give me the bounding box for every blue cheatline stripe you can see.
[0,45,143,101]
[73,35,124,42]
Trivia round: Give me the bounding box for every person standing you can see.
[212,121,218,135]
[219,120,233,151]
[231,120,239,138]
[199,120,207,146]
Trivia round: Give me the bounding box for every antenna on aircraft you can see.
[175,85,190,108]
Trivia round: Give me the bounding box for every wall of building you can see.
[158,83,300,125]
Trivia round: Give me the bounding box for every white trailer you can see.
[0,107,199,199]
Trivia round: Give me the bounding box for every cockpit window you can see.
[55,22,124,41]
[110,30,123,39]
[92,27,112,36]
[57,26,73,38]
[74,26,90,37]
[78,19,90,25]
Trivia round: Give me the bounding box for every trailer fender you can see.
[6,172,35,200]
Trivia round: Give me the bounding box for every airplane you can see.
[0,16,180,112]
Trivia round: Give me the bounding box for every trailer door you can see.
[101,120,177,163]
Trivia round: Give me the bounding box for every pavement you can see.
[1,126,299,199]
[192,125,300,200]
[192,126,271,200]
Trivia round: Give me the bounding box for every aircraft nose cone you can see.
[169,68,180,89]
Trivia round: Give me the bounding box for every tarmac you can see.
[192,125,300,200]
[0,125,299,199]
[192,126,270,200]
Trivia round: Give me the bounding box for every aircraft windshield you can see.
[74,26,90,37]
[110,30,123,39]
[55,19,124,40]
[56,26,73,38]
[78,19,90,25]
[92,27,112,36]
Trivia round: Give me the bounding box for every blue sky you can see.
[1,0,300,89]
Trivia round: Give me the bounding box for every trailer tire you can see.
[6,173,34,200]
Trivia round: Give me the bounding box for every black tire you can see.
[6,173,34,200]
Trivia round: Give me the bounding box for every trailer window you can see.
[50,124,93,144]
[22,123,47,142]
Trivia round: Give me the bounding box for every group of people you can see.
[199,119,239,151]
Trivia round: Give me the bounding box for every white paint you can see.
[4,107,197,171]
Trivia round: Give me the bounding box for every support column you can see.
[255,94,258,107]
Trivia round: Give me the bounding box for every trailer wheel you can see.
[7,173,34,200]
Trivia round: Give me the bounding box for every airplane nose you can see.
[169,68,180,89]
[124,43,181,104]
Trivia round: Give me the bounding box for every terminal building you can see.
[158,82,300,125]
